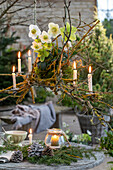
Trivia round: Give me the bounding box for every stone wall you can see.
[7,0,97,48]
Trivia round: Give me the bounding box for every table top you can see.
[0,142,105,170]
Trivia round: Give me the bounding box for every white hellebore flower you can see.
[64,41,72,51]
[63,122,67,128]
[87,130,92,136]
[29,24,41,39]
[72,135,78,141]
[48,22,61,38]
[39,31,51,43]
[31,41,42,50]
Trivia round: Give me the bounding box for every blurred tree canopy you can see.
[103,18,113,38]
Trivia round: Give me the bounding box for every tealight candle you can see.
[12,66,16,89]
[28,128,32,144]
[51,135,59,146]
[88,66,92,92]
[18,51,21,73]
[28,50,32,73]
[73,61,77,85]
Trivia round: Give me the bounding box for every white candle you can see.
[12,66,16,89]
[73,61,77,85]
[28,128,32,144]
[88,66,93,92]
[28,50,32,73]
[18,51,21,73]
[51,135,59,146]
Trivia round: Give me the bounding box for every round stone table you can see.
[0,142,105,170]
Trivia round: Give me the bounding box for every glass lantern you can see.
[45,128,71,149]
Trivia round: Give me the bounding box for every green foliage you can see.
[63,122,74,142]
[61,94,76,108]
[35,45,73,80]
[61,19,113,114]
[103,18,113,38]
[35,87,54,103]
[110,118,113,130]
[72,134,91,145]
[63,122,91,145]
[0,142,97,165]
[85,22,113,91]
[65,129,73,142]
[20,145,29,159]
[107,162,113,164]
[60,22,77,41]
[82,22,113,87]
[38,48,50,62]
[100,130,113,157]
[0,18,30,105]
[28,146,96,165]
[0,143,29,160]
[0,20,21,105]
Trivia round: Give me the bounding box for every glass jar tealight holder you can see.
[45,128,71,149]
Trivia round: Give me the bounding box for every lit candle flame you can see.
[18,51,21,59]
[29,128,32,134]
[73,61,76,69]
[89,66,92,73]
[53,135,57,138]
[28,50,31,56]
[12,66,15,73]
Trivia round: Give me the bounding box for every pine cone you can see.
[42,146,54,156]
[11,150,23,163]
[28,142,43,158]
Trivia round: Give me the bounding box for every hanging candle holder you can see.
[45,128,71,149]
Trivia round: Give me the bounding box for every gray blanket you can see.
[11,101,56,133]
